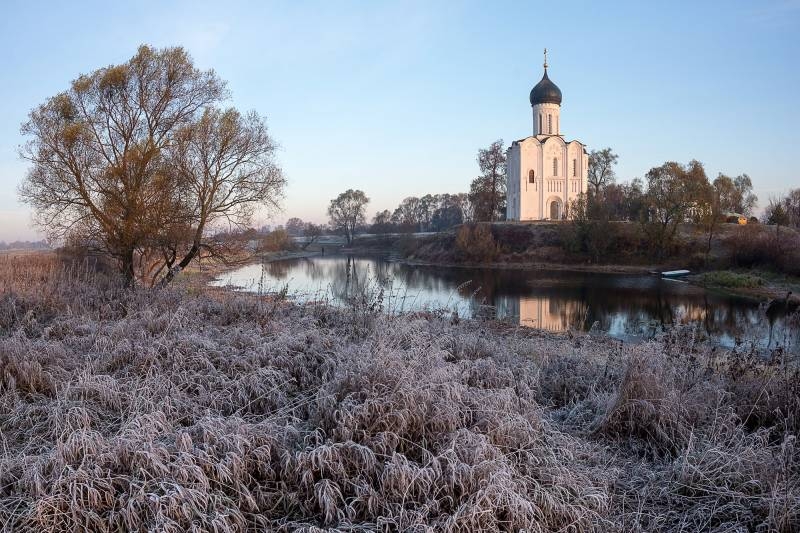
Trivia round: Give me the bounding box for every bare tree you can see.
[301,222,324,249]
[698,180,720,265]
[18,45,284,286]
[764,191,798,247]
[713,173,758,216]
[370,210,393,233]
[158,107,284,285]
[455,192,474,223]
[417,194,438,231]
[587,147,618,195]
[328,189,369,244]
[469,140,506,222]
[392,196,430,232]
[431,194,464,231]
[286,217,306,236]
[787,189,800,227]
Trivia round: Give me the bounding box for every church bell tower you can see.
[505,48,589,222]
[530,49,562,136]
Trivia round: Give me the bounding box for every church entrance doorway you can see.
[549,199,562,220]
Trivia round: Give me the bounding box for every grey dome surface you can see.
[529,70,562,106]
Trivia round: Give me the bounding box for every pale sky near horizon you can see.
[1,0,799,241]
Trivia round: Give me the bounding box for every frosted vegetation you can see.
[0,254,798,531]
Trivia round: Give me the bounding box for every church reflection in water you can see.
[213,255,797,350]
[491,282,776,344]
[496,295,588,332]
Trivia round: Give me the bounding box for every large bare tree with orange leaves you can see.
[19,45,284,286]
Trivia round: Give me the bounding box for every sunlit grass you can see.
[699,270,763,289]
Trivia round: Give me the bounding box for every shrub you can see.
[259,228,295,252]
[396,234,421,257]
[454,224,499,262]
[727,225,800,275]
[561,217,618,262]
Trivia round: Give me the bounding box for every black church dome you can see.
[529,69,562,106]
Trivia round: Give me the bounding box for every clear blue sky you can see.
[1,0,798,241]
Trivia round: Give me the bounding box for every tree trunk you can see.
[159,243,200,287]
[489,187,496,223]
[121,248,136,287]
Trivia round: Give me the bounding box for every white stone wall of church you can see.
[506,129,588,221]
[512,146,522,220]
[508,144,515,220]
[506,146,521,220]
[520,140,542,220]
[543,136,566,217]
[531,103,561,135]
[566,142,588,208]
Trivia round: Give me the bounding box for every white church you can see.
[506,50,589,221]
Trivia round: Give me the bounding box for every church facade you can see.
[506,51,589,221]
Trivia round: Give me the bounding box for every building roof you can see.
[529,68,562,106]
[511,135,585,146]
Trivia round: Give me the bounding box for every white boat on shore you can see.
[660,269,691,278]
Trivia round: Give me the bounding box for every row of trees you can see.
[310,141,510,243]
[280,192,468,245]
[569,147,767,260]
[313,191,471,243]
[585,148,759,221]
[368,140,509,233]
[372,193,472,233]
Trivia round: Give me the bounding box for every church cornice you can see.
[514,132,585,140]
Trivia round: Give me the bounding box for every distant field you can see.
[0,248,50,256]
[0,253,798,531]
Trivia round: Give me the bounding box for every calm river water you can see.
[211,255,798,351]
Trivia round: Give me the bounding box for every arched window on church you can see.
[573,159,577,177]
[528,170,535,184]
[553,157,558,176]
[538,114,542,134]
[548,114,552,134]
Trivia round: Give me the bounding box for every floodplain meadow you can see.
[0,252,798,531]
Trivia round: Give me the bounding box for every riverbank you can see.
[178,249,323,290]
[689,269,800,301]
[339,222,800,301]
[396,255,655,274]
[2,253,797,531]
[341,231,663,273]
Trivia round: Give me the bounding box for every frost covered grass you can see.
[0,253,798,531]
[698,270,764,289]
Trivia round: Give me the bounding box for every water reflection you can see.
[210,255,798,351]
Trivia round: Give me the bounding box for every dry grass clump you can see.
[533,326,800,530]
[0,255,798,531]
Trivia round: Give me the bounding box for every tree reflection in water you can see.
[211,255,798,352]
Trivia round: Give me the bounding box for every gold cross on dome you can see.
[543,48,548,69]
